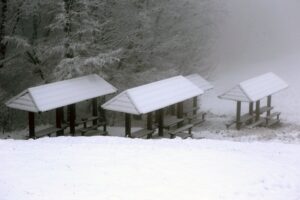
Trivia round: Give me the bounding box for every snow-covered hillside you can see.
[0,137,299,200]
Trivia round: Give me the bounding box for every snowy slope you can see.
[0,137,300,200]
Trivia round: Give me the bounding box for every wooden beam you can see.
[69,104,76,136]
[147,112,153,130]
[56,107,63,136]
[125,113,131,137]
[92,98,98,126]
[236,101,241,130]
[158,109,164,137]
[193,97,198,115]
[28,112,35,139]
[255,100,260,121]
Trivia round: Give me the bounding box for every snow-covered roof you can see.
[102,76,204,115]
[185,74,214,91]
[6,74,117,113]
[219,72,288,102]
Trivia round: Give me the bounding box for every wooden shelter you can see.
[184,74,214,121]
[5,74,117,138]
[102,76,204,138]
[219,72,288,129]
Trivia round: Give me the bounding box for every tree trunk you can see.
[63,0,74,58]
[0,0,8,68]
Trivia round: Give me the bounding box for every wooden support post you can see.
[56,107,63,136]
[92,98,98,126]
[28,112,35,139]
[255,100,260,121]
[177,102,184,127]
[68,104,76,136]
[61,107,65,123]
[158,109,164,137]
[147,112,153,130]
[193,97,198,115]
[266,95,272,125]
[236,101,241,130]
[98,96,107,132]
[125,113,131,137]
[170,104,176,115]
[267,95,272,117]
[249,102,254,123]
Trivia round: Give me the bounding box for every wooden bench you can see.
[163,116,184,129]
[34,126,66,139]
[167,124,193,139]
[257,106,273,114]
[187,112,206,125]
[247,118,266,128]
[226,113,254,128]
[266,112,281,127]
[130,129,155,139]
[183,106,199,116]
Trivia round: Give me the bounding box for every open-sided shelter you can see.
[184,73,214,116]
[6,74,117,138]
[102,75,204,138]
[219,72,288,129]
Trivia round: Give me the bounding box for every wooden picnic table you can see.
[163,116,184,129]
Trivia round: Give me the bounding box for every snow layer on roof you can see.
[6,74,117,112]
[102,76,204,115]
[185,74,214,91]
[219,72,288,102]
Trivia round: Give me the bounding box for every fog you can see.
[213,0,300,65]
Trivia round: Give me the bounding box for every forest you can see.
[0,0,218,131]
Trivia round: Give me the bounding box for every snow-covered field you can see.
[1,1,300,200]
[0,137,300,200]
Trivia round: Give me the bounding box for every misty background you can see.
[1,0,300,131]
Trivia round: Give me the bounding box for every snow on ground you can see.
[0,136,300,200]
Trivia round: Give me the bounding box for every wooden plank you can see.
[258,106,273,114]
[168,124,193,139]
[163,116,184,129]
[183,106,199,116]
[240,113,254,123]
[176,132,192,139]
[35,127,61,138]
[130,129,154,139]
[266,119,280,127]
[79,125,99,134]
[247,118,265,128]
[266,112,281,119]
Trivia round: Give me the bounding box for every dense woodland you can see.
[0,0,219,131]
